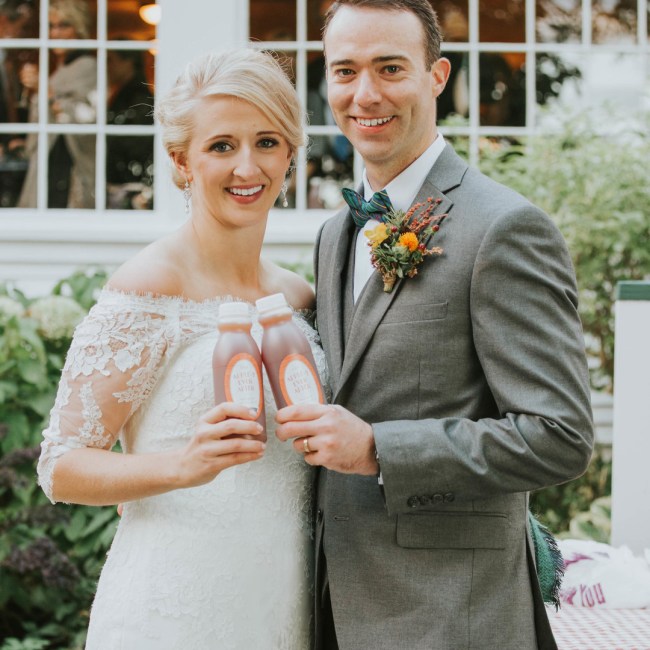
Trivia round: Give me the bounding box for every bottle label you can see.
[279,354,324,406]
[225,353,263,418]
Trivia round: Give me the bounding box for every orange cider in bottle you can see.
[212,301,266,440]
[255,293,325,409]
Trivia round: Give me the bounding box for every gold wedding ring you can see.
[302,437,312,454]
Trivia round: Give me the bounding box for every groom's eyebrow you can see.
[328,54,409,67]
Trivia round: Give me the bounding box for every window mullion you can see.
[467,0,480,165]
[95,0,108,211]
[525,0,536,133]
[36,0,50,211]
[582,0,592,46]
[295,0,308,211]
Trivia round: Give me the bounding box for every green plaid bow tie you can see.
[341,188,393,228]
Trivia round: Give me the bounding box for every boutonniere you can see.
[365,197,447,293]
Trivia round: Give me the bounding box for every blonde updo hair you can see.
[50,0,92,39]
[156,49,306,189]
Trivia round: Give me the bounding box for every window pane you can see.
[49,0,97,40]
[480,0,526,43]
[1,47,37,124]
[479,52,525,126]
[307,134,354,210]
[108,0,156,41]
[307,51,328,126]
[48,132,95,208]
[438,51,469,122]
[536,0,582,43]
[107,49,154,124]
[439,1,469,43]
[592,1,637,44]
[536,52,583,114]
[0,0,38,39]
[0,129,30,207]
[48,49,97,124]
[250,0,296,41]
[308,0,332,41]
[106,135,153,210]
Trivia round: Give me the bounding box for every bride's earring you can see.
[280,181,289,208]
[183,179,192,215]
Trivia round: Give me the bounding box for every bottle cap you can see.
[218,301,251,321]
[255,292,290,315]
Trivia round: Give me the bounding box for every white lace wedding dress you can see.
[37,289,328,650]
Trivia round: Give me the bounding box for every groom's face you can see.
[324,5,449,189]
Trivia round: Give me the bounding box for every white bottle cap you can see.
[255,292,289,315]
[218,301,251,321]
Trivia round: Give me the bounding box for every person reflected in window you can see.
[106,48,154,209]
[17,0,96,209]
[0,0,34,207]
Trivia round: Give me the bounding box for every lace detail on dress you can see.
[37,291,183,503]
[78,383,107,446]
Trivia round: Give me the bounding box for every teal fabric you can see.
[529,512,565,609]
[341,187,393,228]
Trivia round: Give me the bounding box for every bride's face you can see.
[180,95,292,230]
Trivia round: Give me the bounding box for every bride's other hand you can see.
[174,403,265,489]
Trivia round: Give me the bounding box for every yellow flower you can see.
[398,232,419,252]
[365,223,390,248]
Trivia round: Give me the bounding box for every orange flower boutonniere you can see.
[364,197,447,293]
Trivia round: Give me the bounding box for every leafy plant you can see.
[0,269,115,649]
[478,109,650,392]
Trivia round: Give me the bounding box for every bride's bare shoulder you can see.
[264,261,315,311]
[106,236,184,297]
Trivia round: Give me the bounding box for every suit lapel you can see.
[320,209,356,386]
[333,144,468,402]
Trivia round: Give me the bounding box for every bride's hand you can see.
[172,403,265,489]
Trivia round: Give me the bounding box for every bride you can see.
[37,49,326,649]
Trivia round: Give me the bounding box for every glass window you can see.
[592,1,637,44]
[536,0,582,43]
[0,0,156,211]
[479,0,526,43]
[249,0,649,199]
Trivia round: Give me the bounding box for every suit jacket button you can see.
[407,496,419,508]
[433,493,444,504]
[317,508,323,522]
[443,492,455,503]
[419,495,432,506]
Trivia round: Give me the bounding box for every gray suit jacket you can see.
[313,144,594,649]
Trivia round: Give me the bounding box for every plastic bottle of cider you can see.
[212,302,266,439]
[256,293,325,409]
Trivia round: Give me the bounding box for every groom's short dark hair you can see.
[322,0,443,68]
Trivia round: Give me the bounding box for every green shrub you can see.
[477,110,650,393]
[0,270,114,649]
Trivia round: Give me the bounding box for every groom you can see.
[276,1,594,648]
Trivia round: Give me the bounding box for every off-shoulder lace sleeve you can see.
[37,293,180,503]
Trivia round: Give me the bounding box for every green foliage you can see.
[0,269,115,648]
[478,110,650,393]
[530,448,612,538]
[566,496,612,543]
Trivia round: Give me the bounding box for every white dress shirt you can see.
[353,134,446,302]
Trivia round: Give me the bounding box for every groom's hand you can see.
[275,404,379,475]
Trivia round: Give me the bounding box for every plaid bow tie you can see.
[341,188,393,228]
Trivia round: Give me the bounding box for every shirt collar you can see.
[362,133,446,212]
